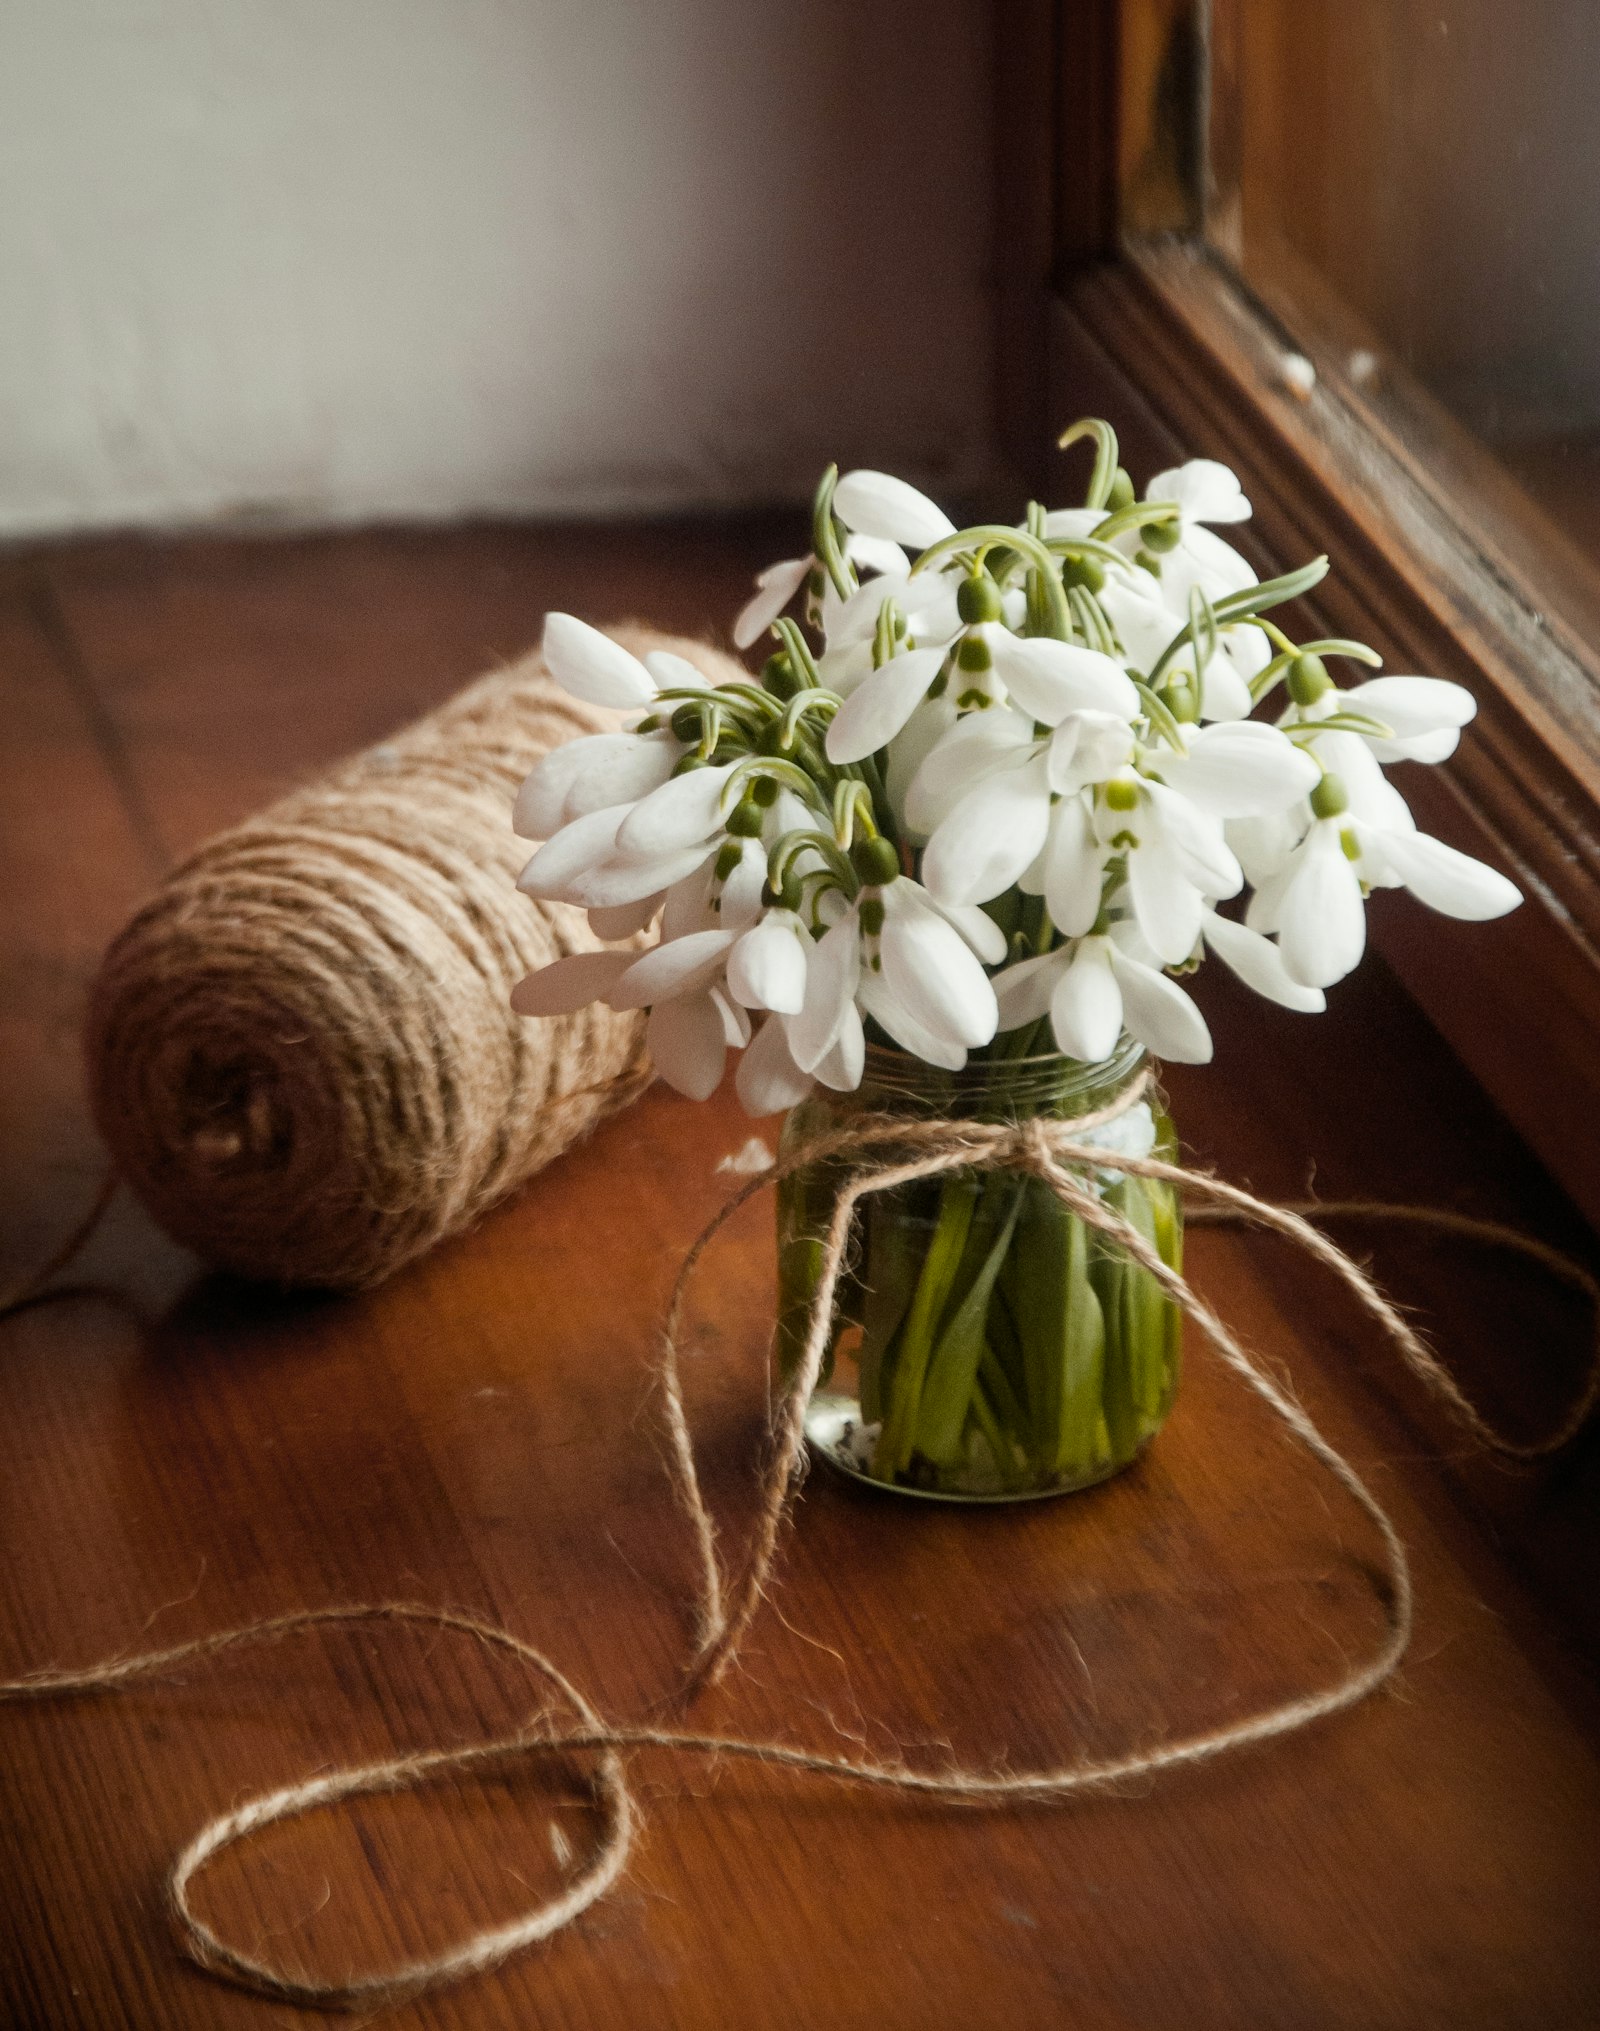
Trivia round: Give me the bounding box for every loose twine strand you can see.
[4,1070,1598,2011]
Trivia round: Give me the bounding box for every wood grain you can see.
[2,520,1598,2030]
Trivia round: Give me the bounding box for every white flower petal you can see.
[843,533,910,579]
[1106,944,1213,1062]
[516,803,629,901]
[1129,832,1204,965]
[904,706,1034,834]
[921,754,1053,906]
[988,633,1139,724]
[1143,779,1243,897]
[929,896,1008,966]
[789,912,861,1071]
[878,882,999,1048]
[833,470,956,549]
[713,986,752,1048]
[735,1015,814,1116]
[615,762,737,859]
[609,928,737,1010]
[993,951,1062,1031]
[542,613,656,708]
[1278,822,1367,988]
[856,969,967,1070]
[718,838,769,932]
[1166,721,1319,817]
[885,695,958,837]
[510,950,634,1016]
[1050,942,1124,1062]
[1046,711,1135,796]
[1344,675,1476,737]
[562,730,681,822]
[733,557,812,650]
[513,739,596,840]
[647,993,727,1100]
[728,915,809,1013]
[588,895,661,940]
[1201,910,1325,1012]
[1374,829,1521,920]
[1099,574,1180,673]
[1042,794,1106,936]
[1198,650,1255,723]
[824,647,947,764]
[813,1002,866,1091]
[642,650,712,694]
[1039,508,1105,540]
[1146,458,1251,525]
[572,844,715,910]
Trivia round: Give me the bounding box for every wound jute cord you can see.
[79,627,752,1291]
[4,1068,1599,2011]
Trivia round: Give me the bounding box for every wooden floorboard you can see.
[2,518,1597,2030]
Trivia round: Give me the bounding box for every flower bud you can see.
[751,774,780,808]
[1143,515,1182,554]
[1287,652,1332,706]
[852,836,901,888]
[1107,467,1136,514]
[670,702,706,742]
[1309,772,1349,819]
[1061,553,1106,593]
[726,796,765,837]
[957,572,1003,626]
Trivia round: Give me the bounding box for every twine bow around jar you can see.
[5,1071,1599,2012]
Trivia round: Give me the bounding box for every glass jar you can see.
[776,1038,1181,1501]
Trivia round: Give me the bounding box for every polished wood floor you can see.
[2,520,1598,2030]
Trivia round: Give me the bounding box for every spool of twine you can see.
[84,625,744,1289]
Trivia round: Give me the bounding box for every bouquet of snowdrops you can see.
[510,419,1519,1497]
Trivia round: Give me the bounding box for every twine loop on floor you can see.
[4,1075,1598,2011]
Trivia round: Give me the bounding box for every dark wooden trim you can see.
[1044,247,1600,1227]
[994,0,1600,1227]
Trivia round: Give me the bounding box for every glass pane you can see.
[1228,0,1600,624]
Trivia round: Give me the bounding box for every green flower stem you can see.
[872,1179,977,1479]
[912,1182,1026,1466]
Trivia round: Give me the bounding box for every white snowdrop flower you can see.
[1260,811,1369,990]
[992,928,1212,1066]
[832,470,957,550]
[1284,667,1478,766]
[876,877,1000,1055]
[733,534,910,650]
[542,613,677,710]
[727,910,810,1014]
[1093,769,1242,966]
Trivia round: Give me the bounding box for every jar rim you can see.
[846,1032,1148,1114]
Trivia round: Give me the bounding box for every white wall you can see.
[0,1,992,536]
